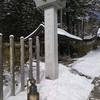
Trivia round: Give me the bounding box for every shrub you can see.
[69,42,92,58]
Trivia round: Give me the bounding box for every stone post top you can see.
[0,33,2,36]
[29,38,32,41]
[20,36,24,39]
[34,0,66,10]
[9,35,14,38]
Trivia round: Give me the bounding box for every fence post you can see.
[20,37,24,91]
[36,36,40,84]
[29,38,33,78]
[0,33,3,100]
[9,35,15,96]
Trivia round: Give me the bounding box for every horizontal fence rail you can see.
[3,43,36,48]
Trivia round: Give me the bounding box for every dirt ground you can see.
[59,59,76,67]
[89,77,100,100]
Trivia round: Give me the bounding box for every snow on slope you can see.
[38,64,93,100]
[70,49,100,78]
[6,49,100,100]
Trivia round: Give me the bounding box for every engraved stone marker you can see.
[45,6,58,79]
[34,0,66,80]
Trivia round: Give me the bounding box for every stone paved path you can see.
[89,77,100,100]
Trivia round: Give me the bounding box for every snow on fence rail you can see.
[0,34,40,100]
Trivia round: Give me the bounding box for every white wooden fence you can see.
[0,34,40,100]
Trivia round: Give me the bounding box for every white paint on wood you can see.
[36,36,40,83]
[9,35,15,96]
[20,37,25,91]
[29,38,33,71]
[0,34,3,100]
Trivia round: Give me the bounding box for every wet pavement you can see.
[89,77,100,100]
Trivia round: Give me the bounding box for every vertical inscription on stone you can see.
[45,12,52,62]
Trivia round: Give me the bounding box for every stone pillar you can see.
[45,6,58,80]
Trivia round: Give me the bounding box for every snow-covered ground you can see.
[4,49,100,100]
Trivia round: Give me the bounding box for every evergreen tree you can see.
[63,0,100,37]
[0,0,43,42]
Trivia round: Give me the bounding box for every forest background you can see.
[0,0,100,42]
